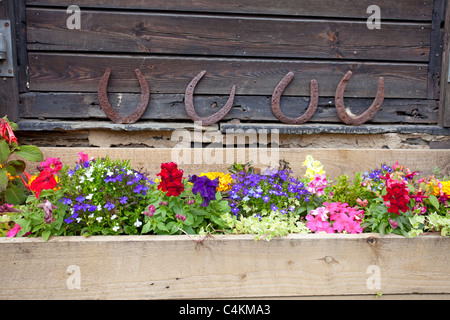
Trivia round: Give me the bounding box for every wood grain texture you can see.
[26,8,431,62]
[28,53,428,98]
[23,147,450,179]
[25,0,434,21]
[19,92,440,124]
[0,233,449,299]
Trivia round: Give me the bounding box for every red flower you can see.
[0,118,18,145]
[29,169,57,199]
[382,174,410,215]
[157,162,184,197]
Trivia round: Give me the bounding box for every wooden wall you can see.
[7,1,450,127]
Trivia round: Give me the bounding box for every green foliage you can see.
[141,181,231,235]
[330,172,373,206]
[221,211,309,241]
[0,116,43,205]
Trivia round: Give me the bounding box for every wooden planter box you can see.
[1,233,449,299]
[2,148,450,299]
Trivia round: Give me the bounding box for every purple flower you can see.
[105,202,115,211]
[262,195,270,203]
[75,195,85,203]
[37,200,57,224]
[119,196,128,204]
[188,175,219,207]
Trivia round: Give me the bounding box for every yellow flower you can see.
[302,155,325,181]
[430,180,450,196]
[199,172,233,192]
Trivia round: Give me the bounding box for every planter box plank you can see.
[32,147,450,180]
[0,234,449,299]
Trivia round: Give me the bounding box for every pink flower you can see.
[40,157,62,173]
[310,207,329,221]
[307,174,328,196]
[7,223,21,237]
[356,198,368,207]
[78,151,89,163]
[389,219,398,230]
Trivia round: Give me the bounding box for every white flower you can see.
[111,214,117,220]
[79,176,85,183]
[88,213,94,218]
[97,204,102,211]
[86,193,93,200]
[134,219,142,227]
[127,170,133,175]
[96,216,103,222]
[112,225,120,232]
[76,217,82,223]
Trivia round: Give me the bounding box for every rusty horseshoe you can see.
[335,71,385,125]
[184,70,236,126]
[271,72,319,124]
[98,68,150,124]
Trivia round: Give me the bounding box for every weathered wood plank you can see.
[25,0,434,21]
[19,92,440,124]
[1,233,449,299]
[28,53,428,98]
[18,147,450,179]
[26,8,431,62]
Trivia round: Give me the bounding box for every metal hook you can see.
[184,70,236,126]
[98,68,150,124]
[335,71,385,125]
[271,72,319,124]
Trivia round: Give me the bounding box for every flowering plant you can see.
[59,152,152,236]
[140,163,231,236]
[0,116,43,205]
[224,160,323,240]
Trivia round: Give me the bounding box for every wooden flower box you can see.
[1,147,450,299]
[1,233,449,299]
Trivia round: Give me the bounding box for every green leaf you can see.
[6,160,26,176]
[4,184,28,205]
[215,191,222,201]
[429,195,440,211]
[0,168,8,192]
[0,140,10,163]
[42,230,51,242]
[14,145,43,162]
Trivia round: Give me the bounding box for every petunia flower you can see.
[39,157,62,174]
[188,174,219,207]
[29,169,58,199]
[37,199,57,224]
[6,223,21,237]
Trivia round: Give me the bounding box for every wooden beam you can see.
[26,8,430,62]
[28,53,428,98]
[25,0,434,21]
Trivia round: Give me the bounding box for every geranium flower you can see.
[157,162,184,197]
[0,118,18,145]
[29,169,58,199]
[188,174,219,207]
[39,157,62,173]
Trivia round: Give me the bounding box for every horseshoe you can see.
[271,72,319,124]
[335,71,385,125]
[98,68,150,124]
[184,70,236,126]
